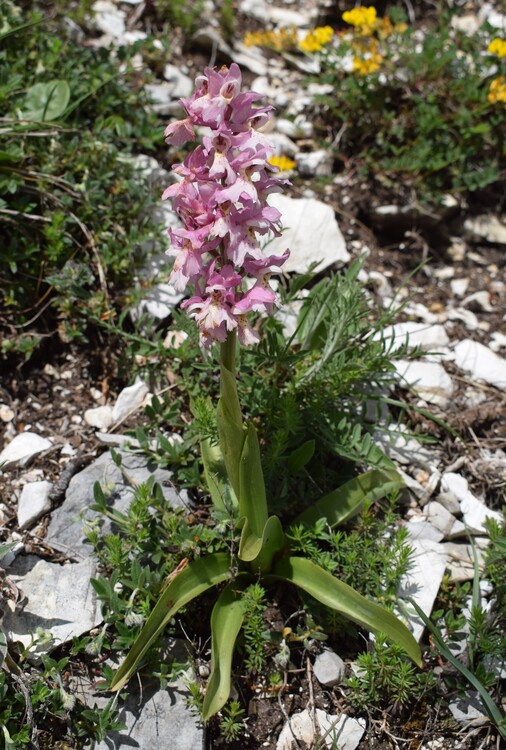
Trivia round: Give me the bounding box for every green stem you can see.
[220,330,237,377]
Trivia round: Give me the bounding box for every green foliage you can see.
[346,638,434,713]
[241,583,269,673]
[309,10,506,205]
[0,4,160,357]
[156,0,204,34]
[219,699,246,742]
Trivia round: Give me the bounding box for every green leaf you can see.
[0,16,42,43]
[273,557,422,666]
[408,598,506,738]
[110,553,232,692]
[22,80,70,122]
[287,439,315,473]
[292,468,403,529]
[202,582,248,721]
[239,514,285,572]
[201,437,238,512]
[238,422,268,536]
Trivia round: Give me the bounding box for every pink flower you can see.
[162,63,290,346]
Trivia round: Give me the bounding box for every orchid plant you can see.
[110,63,422,719]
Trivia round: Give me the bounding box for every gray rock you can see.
[17,481,52,530]
[268,132,299,157]
[296,150,333,177]
[313,650,345,687]
[0,432,52,469]
[404,520,444,543]
[276,709,365,750]
[145,83,185,116]
[452,339,506,390]
[397,538,448,642]
[47,451,188,559]
[267,193,349,274]
[112,381,149,423]
[128,154,171,192]
[394,360,454,408]
[435,491,461,516]
[3,555,101,649]
[94,676,203,750]
[448,691,488,724]
[441,540,488,582]
[425,501,465,539]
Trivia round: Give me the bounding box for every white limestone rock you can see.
[17,481,52,530]
[84,405,114,431]
[464,214,506,245]
[452,339,506,390]
[267,193,349,274]
[3,556,101,649]
[394,360,454,408]
[397,538,448,642]
[112,381,149,423]
[277,709,365,750]
[0,432,52,470]
[379,322,450,354]
[313,650,345,687]
[441,472,502,534]
[162,64,193,99]
[92,0,126,38]
[404,520,444,543]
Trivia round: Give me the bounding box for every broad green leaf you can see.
[287,439,315,473]
[201,437,237,512]
[238,422,268,536]
[292,468,403,529]
[273,557,422,666]
[216,364,244,499]
[239,514,285,573]
[202,582,248,720]
[110,553,231,692]
[22,80,70,122]
[408,599,506,739]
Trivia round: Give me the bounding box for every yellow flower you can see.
[353,52,382,75]
[342,6,377,35]
[299,26,334,53]
[488,38,506,58]
[244,27,298,52]
[488,76,506,104]
[268,154,297,171]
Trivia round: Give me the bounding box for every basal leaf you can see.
[23,80,70,122]
[287,439,315,473]
[238,422,268,537]
[273,556,422,666]
[110,553,231,692]
[239,514,285,572]
[292,468,403,529]
[201,437,238,512]
[202,582,248,720]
